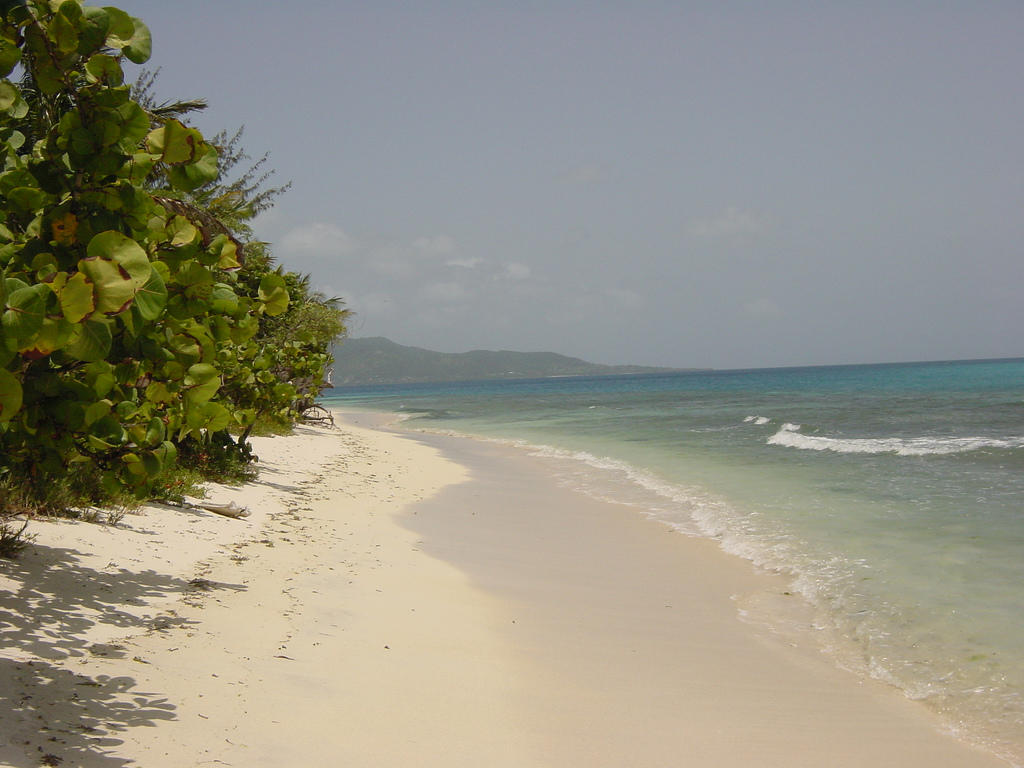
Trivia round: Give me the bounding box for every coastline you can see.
[0,414,1013,767]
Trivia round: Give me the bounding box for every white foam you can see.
[744,415,772,425]
[767,424,1024,456]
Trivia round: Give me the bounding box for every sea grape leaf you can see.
[146,119,200,165]
[185,401,230,433]
[85,53,122,85]
[84,361,115,398]
[7,187,47,212]
[78,256,134,315]
[184,362,220,405]
[87,414,127,450]
[49,7,80,54]
[0,367,22,422]
[3,283,47,340]
[0,37,21,78]
[54,271,95,322]
[102,7,137,50]
[65,318,112,361]
[167,144,218,191]
[258,273,289,316]
[49,210,79,244]
[132,267,166,321]
[176,261,214,301]
[79,6,111,54]
[84,399,112,427]
[19,317,73,356]
[144,381,174,403]
[115,101,150,145]
[0,80,17,111]
[88,230,150,289]
[144,415,165,445]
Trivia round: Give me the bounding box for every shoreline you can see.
[0,415,1014,766]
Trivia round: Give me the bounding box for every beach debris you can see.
[198,501,250,519]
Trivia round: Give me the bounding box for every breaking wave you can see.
[767,423,1024,456]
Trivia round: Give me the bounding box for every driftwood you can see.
[198,501,250,519]
[300,404,336,428]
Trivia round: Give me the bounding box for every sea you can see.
[325,357,1024,764]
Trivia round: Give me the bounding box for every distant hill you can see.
[330,337,686,385]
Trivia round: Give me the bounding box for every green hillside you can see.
[330,337,684,385]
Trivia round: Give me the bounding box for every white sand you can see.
[0,417,1013,767]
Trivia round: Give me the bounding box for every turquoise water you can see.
[326,358,1024,763]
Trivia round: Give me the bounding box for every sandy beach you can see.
[0,414,1013,767]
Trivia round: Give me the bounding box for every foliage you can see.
[226,245,351,435]
[0,1,289,508]
[0,516,32,558]
[0,462,137,516]
[132,70,348,435]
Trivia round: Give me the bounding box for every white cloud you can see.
[280,222,356,257]
[687,206,775,239]
[446,257,484,269]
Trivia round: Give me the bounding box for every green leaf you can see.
[0,80,18,111]
[87,415,127,450]
[65,318,112,362]
[144,381,174,404]
[144,416,165,445]
[50,7,80,54]
[184,362,220,405]
[19,317,73,356]
[0,0,27,19]
[78,256,134,315]
[91,83,130,109]
[135,449,163,478]
[165,216,198,246]
[132,267,166,321]
[167,144,219,191]
[186,401,230,433]
[85,362,115,397]
[88,230,150,289]
[7,187,47,212]
[0,37,22,79]
[258,274,290,317]
[146,119,201,165]
[79,6,111,55]
[85,53,123,85]
[97,9,152,64]
[54,271,96,323]
[0,367,22,422]
[122,17,151,64]
[115,101,150,145]
[3,283,47,340]
[175,261,214,301]
[84,400,112,427]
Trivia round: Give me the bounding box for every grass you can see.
[0,517,34,559]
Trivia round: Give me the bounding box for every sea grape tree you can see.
[0,0,289,501]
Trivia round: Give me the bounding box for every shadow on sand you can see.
[0,532,241,766]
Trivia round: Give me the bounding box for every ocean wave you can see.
[767,423,1024,456]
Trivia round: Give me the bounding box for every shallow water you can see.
[327,358,1024,764]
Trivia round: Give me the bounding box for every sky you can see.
[113,1,1024,369]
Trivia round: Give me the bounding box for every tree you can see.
[130,72,351,439]
[0,1,290,506]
